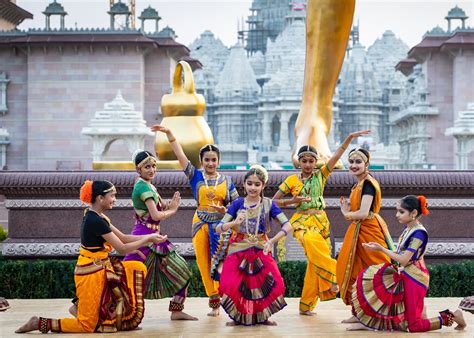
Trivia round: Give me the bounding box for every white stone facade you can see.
[81,91,153,162]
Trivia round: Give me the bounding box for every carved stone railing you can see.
[1,170,473,262]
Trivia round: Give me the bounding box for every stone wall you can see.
[0,170,473,263]
[0,49,28,170]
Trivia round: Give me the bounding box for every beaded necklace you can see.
[244,197,263,243]
[204,172,220,201]
[299,172,313,197]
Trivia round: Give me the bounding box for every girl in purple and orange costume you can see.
[348,195,467,332]
[123,150,197,321]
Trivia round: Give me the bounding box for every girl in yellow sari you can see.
[273,130,369,315]
[337,148,394,323]
[15,180,167,334]
[153,125,239,316]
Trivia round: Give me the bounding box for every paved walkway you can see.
[1,298,472,337]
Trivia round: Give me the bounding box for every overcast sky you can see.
[17,0,474,49]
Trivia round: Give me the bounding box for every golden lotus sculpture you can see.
[155,61,214,169]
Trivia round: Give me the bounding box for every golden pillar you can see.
[293,0,356,166]
[155,61,214,168]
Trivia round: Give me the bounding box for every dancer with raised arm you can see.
[153,125,239,316]
[273,130,369,315]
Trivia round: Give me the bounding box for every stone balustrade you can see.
[1,170,473,262]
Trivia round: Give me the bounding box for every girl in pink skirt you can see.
[215,165,293,326]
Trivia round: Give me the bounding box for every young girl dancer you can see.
[349,195,466,332]
[273,130,369,315]
[337,147,394,323]
[216,165,293,326]
[16,180,167,333]
[152,125,239,316]
[123,150,197,320]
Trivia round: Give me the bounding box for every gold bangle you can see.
[168,136,176,143]
[341,145,347,150]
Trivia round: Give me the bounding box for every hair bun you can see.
[132,149,144,164]
[417,195,430,215]
[250,164,269,183]
[80,180,93,204]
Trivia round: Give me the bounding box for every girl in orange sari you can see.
[15,180,167,334]
[336,148,394,322]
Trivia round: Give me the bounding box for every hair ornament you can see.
[250,164,269,183]
[417,195,430,215]
[80,180,93,204]
[349,148,370,163]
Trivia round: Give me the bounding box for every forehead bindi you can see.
[246,175,262,184]
[202,152,218,161]
[301,156,315,163]
[349,155,364,162]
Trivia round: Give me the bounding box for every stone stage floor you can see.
[1,298,472,337]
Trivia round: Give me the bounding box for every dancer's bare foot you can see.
[262,320,277,326]
[299,310,316,316]
[226,321,239,326]
[68,304,78,317]
[207,308,219,317]
[331,283,339,293]
[341,315,358,323]
[346,323,368,331]
[453,309,467,330]
[15,316,39,333]
[170,311,198,321]
[0,297,10,311]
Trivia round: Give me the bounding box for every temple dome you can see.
[215,44,259,101]
[339,43,380,103]
[263,18,306,97]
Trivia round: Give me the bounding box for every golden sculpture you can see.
[293,0,356,166]
[92,161,135,170]
[155,61,214,168]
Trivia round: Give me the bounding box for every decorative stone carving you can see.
[446,102,474,169]
[81,90,153,163]
[0,72,9,115]
[0,127,9,170]
[2,242,195,257]
[5,198,197,209]
[391,65,439,169]
[213,43,259,163]
[333,241,474,257]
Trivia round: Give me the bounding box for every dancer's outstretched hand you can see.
[234,212,246,226]
[362,242,383,252]
[340,196,350,214]
[349,129,370,139]
[168,191,181,211]
[292,196,311,205]
[263,240,273,255]
[150,124,170,134]
[149,233,168,244]
[210,201,227,214]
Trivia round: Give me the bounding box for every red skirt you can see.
[219,246,287,325]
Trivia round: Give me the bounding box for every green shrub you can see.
[427,260,474,297]
[0,257,472,299]
[0,226,7,242]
